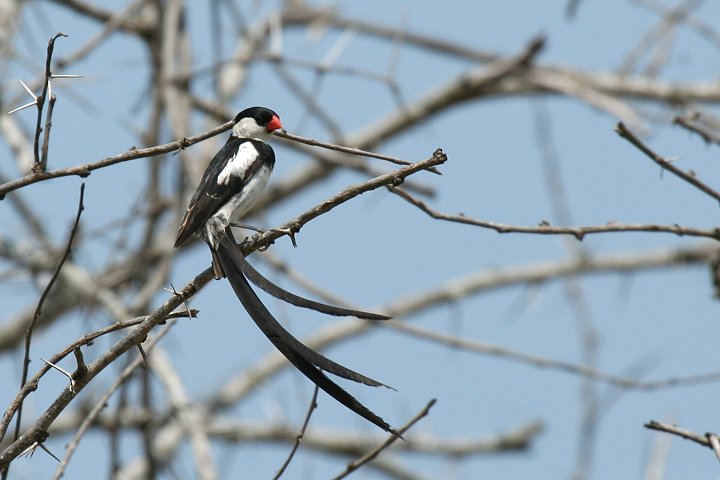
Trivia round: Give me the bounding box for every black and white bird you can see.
[174,107,398,435]
[175,106,283,279]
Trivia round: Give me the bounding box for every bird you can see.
[174,106,389,319]
[174,107,398,435]
[175,106,283,279]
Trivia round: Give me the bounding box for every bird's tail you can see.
[213,234,390,320]
[215,232,399,435]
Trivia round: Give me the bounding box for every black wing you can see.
[175,137,270,248]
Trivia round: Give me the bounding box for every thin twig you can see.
[332,399,436,480]
[10,182,85,466]
[0,120,235,199]
[273,385,319,479]
[674,114,720,145]
[32,33,67,173]
[645,420,716,451]
[385,321,720,391]
[616,122,720,203]
[277,131,442,175]
[390,185,720,240]
[39,94,57,171]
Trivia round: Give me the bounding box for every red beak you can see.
[266,115,283,132]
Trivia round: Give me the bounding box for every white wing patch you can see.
[217,142,259,186]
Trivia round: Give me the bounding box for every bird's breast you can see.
[221,164,272,224]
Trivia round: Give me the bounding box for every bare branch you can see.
[0,269,214,469]
[53,323,179,480]
[0,120,234,198]
[32,33,67,173]
[674,113,720,145]
[645,420,720,460]
[384,321,720,391]
[332,399,436,480]
[390,186,720,240]
[616,122,720,203]
[272,386,319,480]
[10,182,85,463]
[240,149,447,255]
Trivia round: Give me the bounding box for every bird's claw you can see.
[238,236,252,249]
[254,232,272,251]
[236,232,275,252]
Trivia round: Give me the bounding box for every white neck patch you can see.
[233,117,269,141]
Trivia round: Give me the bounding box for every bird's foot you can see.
[236,232,274,252]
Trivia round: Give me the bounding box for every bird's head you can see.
[231,106,283,140]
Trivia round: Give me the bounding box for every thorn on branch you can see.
[19,436,59,463]
[136,344,150,368]
[42,358,77,393]
[277,222,301,248]
[6,33,80,175]
[7,80,38,114]
[165,283,194,321]
[71,347,87,383]
[519,34,547,68]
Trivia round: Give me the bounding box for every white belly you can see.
[205,164,271,248]
[223,164,272,224]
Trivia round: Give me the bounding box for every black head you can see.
[231,106,283,139]
[234,107,279,128]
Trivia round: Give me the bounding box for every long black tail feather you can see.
[215,234,398,435]
[216,237,389,387]
[236,253,390,320]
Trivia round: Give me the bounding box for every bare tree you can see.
[1,1,720,479]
